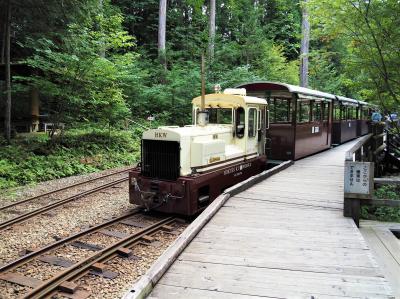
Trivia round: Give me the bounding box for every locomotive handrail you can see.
[345,133,373,161]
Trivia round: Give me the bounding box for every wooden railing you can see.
[343,123,399,227]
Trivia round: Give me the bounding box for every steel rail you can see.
[23,217,176,299]
[0,167,133,211]
[0,177,129,231]
[0,208,142,273]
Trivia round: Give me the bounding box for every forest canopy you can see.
[0,0,399,130]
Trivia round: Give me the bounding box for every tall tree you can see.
[98,0,105,58]
[308,0,400,109]
[209,0,216,61]
[158,0,167,68]
[299,0,310,87]
[4,0,11,142]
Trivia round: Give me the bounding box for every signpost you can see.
[147,115,155,128]
[344,161,374,227]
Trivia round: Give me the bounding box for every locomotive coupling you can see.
[131,178,183,211]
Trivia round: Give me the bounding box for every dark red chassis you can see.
[129,155,266,216]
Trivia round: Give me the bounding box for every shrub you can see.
[0,128,140,191]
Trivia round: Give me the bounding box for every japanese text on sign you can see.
[344,161,373,197]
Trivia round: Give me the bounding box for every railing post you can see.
[344,161,374,228]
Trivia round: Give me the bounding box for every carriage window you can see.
[362,107,369,120]
[352,107,358,119]
[206,108,232,124]
[341,106,347,120]
[334,104,341,120]
[268,98,291,123]
[248,108,257,138]
[297,101,310,123]
[275,99,291,122]
[312,102,322,121]
[235,107,245,138]
[323,103,330,120]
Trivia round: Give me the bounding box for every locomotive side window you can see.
[206,108,232,124]
[248,108,257,137]
[235,107,245,138]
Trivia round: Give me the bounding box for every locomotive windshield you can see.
[196,108,232,124]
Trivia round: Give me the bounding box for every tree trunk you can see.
[209,0,216,61]
[158,0,167,69]
[98,0,105,58]
[4,0,11,142]
[299,0,310,88]
[1,4,6,138]
[1,9,5,63]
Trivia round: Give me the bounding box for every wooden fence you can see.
[344,123,400,227]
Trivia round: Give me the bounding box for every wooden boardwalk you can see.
[149,141,394,298]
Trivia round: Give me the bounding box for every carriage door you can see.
[247,107,258,154]
[323,100,331,145]
[258,106,267,155]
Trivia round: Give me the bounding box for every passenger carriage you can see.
[332,96,359,144]
[357,100,371,136]
[236,82,335,160]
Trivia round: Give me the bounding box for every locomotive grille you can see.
[141,140,180,180]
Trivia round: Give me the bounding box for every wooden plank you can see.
[360,226,400,298]
[374,177,400,185]
[159,260,392,298]
[0,272,43,288]
[183,242,377,268]
[38,255,75,267]
[149,284,279,299]
[374,228,400,265]
[179,251,380,277]
[362,199,400,207]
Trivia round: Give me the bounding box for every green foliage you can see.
[308,0,400,108]
[361,185,400,222]
[0,129,139,190]
[253,41,299,84]
[17,3,135,131]
[375,185,400,200]
[361,205,400,223]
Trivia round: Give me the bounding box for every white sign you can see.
[147,116,155,121]
[311,126,320,134]
[344,161,373,198]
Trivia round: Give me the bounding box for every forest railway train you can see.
[129,81,373,216]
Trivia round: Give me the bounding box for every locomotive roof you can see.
[192,93,268,107]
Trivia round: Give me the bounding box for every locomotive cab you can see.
[129,88,268,216]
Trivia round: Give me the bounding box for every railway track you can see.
[0,168,132,231]
[0,209,181,299]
